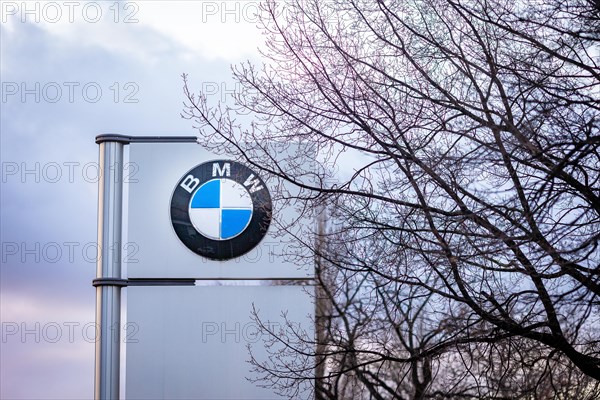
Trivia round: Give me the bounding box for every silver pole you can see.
[94,140,124,400]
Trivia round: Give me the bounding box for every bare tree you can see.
[248,212,600,399]
[182,0,600,397]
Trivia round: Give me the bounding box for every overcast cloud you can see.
[1,2,264,398]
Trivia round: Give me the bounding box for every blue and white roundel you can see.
[171,160,272,260]
[188,178,253,240]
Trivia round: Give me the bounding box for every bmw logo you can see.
[170,160,272,260]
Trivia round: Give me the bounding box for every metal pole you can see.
[94,140,124,400]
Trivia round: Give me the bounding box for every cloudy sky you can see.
[0,2,270,398]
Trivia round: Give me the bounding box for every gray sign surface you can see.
[126,142,312,279]
[125,285,314,399]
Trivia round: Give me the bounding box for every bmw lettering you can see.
[170,160,272,260]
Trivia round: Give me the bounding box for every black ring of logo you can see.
[170,160,272,260]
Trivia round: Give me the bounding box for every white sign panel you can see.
[126,142,312,279]
[125,285,314,399]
